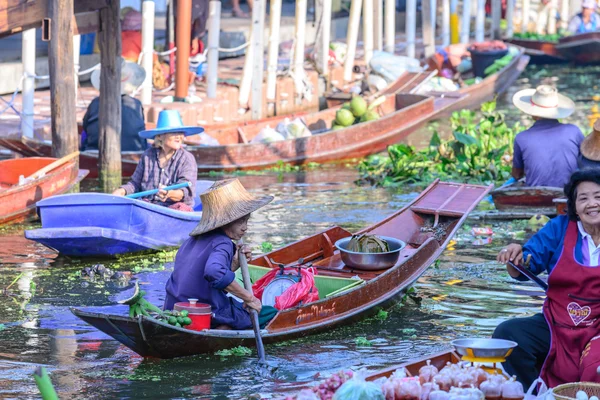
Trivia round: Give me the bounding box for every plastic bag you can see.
[250,125,286,144]
[252,267,319,309]
[333,371,385,400]
[369,51,423,83]
[275,118,312,139]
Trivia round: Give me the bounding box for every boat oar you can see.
[125,182,192,199]
[508,260,548,292]
[18,151,80,186]
[238,238,266,364]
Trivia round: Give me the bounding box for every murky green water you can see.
[0,64,593,399]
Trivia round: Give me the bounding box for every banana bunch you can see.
[128,293,164,318]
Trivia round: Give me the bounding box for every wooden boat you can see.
[24,181,213,257]
[71,180,492,358]
[506,38,566,64]
[556,32,600,64]
[554,197,567,215]
[0,48,529,175]
[0,157,88,225]
[366,350,462,381]
[490,184,563,214]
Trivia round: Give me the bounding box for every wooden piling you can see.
[175,0,192,100]
[374,0,383,51]
[406,0,417,58]
[251,0,266,119]
[460,0,471,43]
[475,0,485,41]
[560,0,569,31]
[98,0,122,191]
[506,0,515,37]
[48,0,78,159]
[547,0,557,35]
[318,0,332,75]
[362,0,374,64]
[421,0,435,58]
[141,0,155,105]
[384,0,396,52]
[442,0,450,46]
[206,0,221,99]
[344,0,362,82]
[21,29,35,139]
[491,0,501,39]
[521,0,530,33]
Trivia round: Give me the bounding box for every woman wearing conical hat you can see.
[163,179,278,330]
[511,85,584,188]
[579,120,600,170]
[112,109,202,211]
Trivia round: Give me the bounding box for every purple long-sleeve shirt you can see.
[120,147,197,207]
[163,230,252,330]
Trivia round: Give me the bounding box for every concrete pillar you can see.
[21,29,36,139]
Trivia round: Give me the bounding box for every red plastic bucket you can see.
[174,299,212,331]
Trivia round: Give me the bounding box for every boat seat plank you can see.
[410,183,491,217]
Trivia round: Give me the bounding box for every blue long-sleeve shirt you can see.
[517,215,585,281]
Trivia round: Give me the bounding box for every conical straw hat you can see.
[581,119,600,161]
[190,179,273,237]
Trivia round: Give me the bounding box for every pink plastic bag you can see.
[251,267,319,310]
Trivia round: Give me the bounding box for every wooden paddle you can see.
[18,151,80,185]
[125,182,192,199]
[238,238,266,364]
[508,260,548,292]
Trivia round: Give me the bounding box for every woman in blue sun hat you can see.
[112,110,202,211]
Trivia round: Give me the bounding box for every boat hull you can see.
[491,185,563,213]
[506,38,565,64]
[0,157,88,225]
[556,32,600,64]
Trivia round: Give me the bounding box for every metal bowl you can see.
[451,338,518,359]
[335,236,406,271]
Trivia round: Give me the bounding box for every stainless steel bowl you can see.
[335,236,406,271]
[451,338,518,359]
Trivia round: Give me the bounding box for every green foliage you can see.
[215,346,253,356]
[354,336,373,346]
[375,309,389,321]
[0,324,6,332]
[260,241,274,253]
[358,101,525,186]
[512,32,561,42]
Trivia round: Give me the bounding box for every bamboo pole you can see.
[374,0,383,51]
[475,0,485,41]
[406,0,417,58]
[460,0,472,43]
[48,0,78,159]
[319,0,332,75]
[506,0,515,37]
[141,0,155,105]
[547,0,557,35]
[442,0,450,46]
[450,0,460,43]
[344,0,363,82]
[384,0,395,52]
[266,0,282,112]
[491,0,501,39]
[206,1,221,99]
[293,0,307,105]
[175,0,192,100]
[251,0,266,119]
[21,29,35,139]
[560,0,569,31]
[98,0,122,191]
[521,0,530,33]
[362,0,374,64]
[421,0,435,58]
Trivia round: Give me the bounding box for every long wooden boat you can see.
[0,48,529,175]
[24,181,213,257]
[490,184,563,213]
[71,180,492,358]
[0,157,88,225]
[506,38,565,64]
[556,32,600,64]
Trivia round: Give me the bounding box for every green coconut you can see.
[341,102,351,111]
[350,96,368,118]
[528,214,550,232]
[332,123,346,131]
[335,108,355,127]
[360,110,380,123]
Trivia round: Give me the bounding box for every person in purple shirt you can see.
[112,110,201,211]
[164,178,278,330]
[579,119,600,170]
[494,169,600,387]
[511,85,583,188]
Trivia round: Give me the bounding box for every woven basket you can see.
[552,383,600,400]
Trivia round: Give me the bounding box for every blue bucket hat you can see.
[139,110,205,139]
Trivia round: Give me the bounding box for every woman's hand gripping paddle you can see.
[238,238,267,365]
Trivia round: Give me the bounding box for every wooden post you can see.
[98,0,122,191]
[362,0,374,64]
[319,0,332,74]
[374,0,383,51]
[251,0,266,119]
[238,23,254,109]
[421,0,435,58]
[266,0,281,114]
[141,0,155,105]
[475,0,485,41]
[560,0,569,31]
[175,0,192,100]
[206,0,221,99]
[406,0,417,58]
[506,0,515,37]
[293,0,306,105]
[48,0,78,159]
[521,0,530,33]
[384,0,395,52]
[73,34,80,97]
[547,0,557,35]
[450,0,460,43]
[21,29,36,139]
[460,0,471,44]
[491,0,501,39]
[442,0,450,46]
[344,0,362,82]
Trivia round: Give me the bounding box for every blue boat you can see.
[25,181,214,257]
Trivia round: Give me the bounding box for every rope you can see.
[24,71,49,80]
[155,47,178,56]
[77,63,100,76]
[153,82,175,93]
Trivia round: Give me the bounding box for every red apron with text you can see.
[540,222,600,387]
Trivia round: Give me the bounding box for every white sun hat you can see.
[512,85,575,120]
